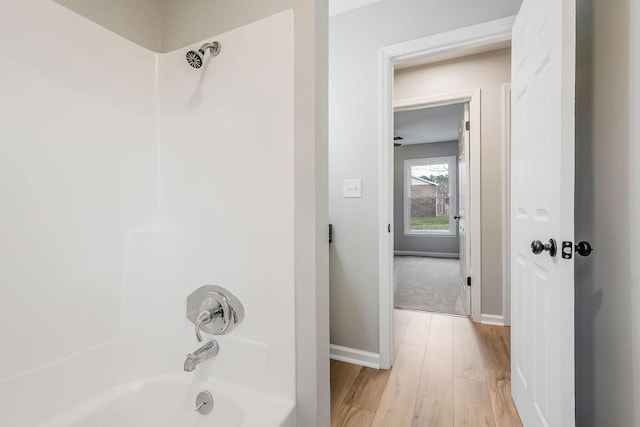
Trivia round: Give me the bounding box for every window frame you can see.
[403,155,457,236]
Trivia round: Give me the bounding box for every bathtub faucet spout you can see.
[184,339,219,372]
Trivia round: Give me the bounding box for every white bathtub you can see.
[37,375,295,427]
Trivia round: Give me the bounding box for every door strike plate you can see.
[561,241,573,259]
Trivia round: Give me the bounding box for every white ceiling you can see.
[394,103,464,145]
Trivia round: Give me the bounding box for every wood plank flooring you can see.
[330,311,522,427]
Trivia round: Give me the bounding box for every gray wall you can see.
[575,0,638,425]
[633,0,640,422]
[329,0,522,355]
[393,141,459,254]
[161,0,295,52]
[55,0,162,51]
[55,0,323,55]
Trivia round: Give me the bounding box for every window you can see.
[404,156,457,236]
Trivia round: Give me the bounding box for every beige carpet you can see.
[393,256,466,316]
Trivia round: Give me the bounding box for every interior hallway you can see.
[330,310,521,427]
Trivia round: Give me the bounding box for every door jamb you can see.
[377,16,515,369]
[632,0,640,419]
[502,83,512,326]
[394,90,480,319]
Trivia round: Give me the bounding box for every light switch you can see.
[343,179,362,198]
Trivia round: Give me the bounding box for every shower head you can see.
[186,41,221,69]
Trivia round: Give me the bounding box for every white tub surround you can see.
[155,11,295,399]
[0,1,296,425]
[38,376,294,427]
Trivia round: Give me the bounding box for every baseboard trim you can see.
[480,314,505,326]
[394,251,459,259]
[329,344,380,369]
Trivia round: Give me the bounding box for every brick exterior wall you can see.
[411,183,437,217]
[411,197,437,217]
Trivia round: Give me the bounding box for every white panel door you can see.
[458,103,471,315]
[511,0,575,425]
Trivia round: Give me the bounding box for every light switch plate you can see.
[343,179,362,198]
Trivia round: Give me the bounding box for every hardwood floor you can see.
[330,311,522,427]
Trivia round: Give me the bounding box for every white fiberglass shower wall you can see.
[0,0,297,425]
[155,12,295,397]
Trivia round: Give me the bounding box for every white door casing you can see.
[378,17,515,369]
[511,0,575,425]
[458,103,471,315]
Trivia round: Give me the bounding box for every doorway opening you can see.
[393,103,469,317]
[377,20,513,369]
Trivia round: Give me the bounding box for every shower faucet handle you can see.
[195,310,212,342]
[187,285,244,340]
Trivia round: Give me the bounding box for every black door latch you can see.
[575,241,594,257]
[561,241,594,259]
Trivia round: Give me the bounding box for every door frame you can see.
[501,83,512,325]
[633,1,640,419]
[394,90,480,316]
[377,16,515,368]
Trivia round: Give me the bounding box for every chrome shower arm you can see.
[199,42,221,55]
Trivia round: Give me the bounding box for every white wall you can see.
[0,1,156,425]
[329,1,521,354]
[394,48,511,316]
[574,0,638,424]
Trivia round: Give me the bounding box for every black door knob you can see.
[531,238,557,257]
[575,241,593,257]
[454,214,461,220]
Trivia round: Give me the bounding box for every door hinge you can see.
[329,224,333,243]
[467,276,471,287]
[388,224,391,233]
[465,121,470,131]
